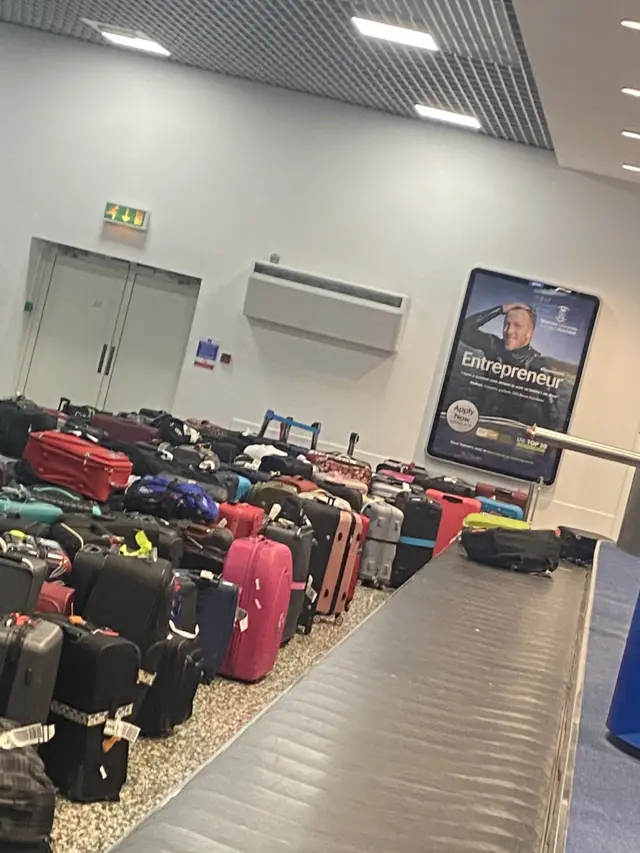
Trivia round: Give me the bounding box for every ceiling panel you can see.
[0,0,552,148]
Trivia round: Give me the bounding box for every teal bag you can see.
[0,498,63,524]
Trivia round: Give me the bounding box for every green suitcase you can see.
[463,513,531,531]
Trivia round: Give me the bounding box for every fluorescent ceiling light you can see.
[100,30,171,56]
[622,130,640,140]
[414,104,481,130]
[351,17,438,51]
[622,163,640,172]
[622,87,640,97]
[622,20,640,31]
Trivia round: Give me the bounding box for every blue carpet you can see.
[566,542,640,853]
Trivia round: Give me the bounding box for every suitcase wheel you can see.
[335,614,344,626]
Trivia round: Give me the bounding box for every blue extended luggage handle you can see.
[258,410,321,450]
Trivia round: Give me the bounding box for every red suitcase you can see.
[219,537,292,682]
[91,413,160,444]
[217,502,265,538]
[277,475,318,494]
[24,431,133,503]
[475,483,528,511]
[426,490,482,556]
[36,581,75,616]
[347,513,369,609]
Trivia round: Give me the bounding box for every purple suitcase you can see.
[219,537,292,682]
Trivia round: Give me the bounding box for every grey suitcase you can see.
[360,501,404,587]
[368,475,409,503]
[0,614,63,724]
[0,552,48,613]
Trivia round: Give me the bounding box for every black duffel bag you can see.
[460,528,561,574]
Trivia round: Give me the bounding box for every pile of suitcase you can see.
[0,397,529,851]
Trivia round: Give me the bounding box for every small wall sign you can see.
[103,202,149,231]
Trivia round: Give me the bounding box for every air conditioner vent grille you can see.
[253,262,402,309]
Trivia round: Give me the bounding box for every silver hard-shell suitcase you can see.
[0,614,63,724]
[360,501,404,586]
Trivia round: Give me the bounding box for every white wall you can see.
[2,23,640,535]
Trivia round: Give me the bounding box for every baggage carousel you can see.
[111,548,589,853]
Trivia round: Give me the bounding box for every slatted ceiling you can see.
[0,0,552,149]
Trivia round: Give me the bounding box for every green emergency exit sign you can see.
[103,202,149,231]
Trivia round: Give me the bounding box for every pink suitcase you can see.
[219,537,292,682]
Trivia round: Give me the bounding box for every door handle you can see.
[104,345,116,377]
[96,344,108,374]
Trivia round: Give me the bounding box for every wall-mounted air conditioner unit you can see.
[243,262,410,354]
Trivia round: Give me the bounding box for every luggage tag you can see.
[305,576,318,603]
[217,518,228,528]
[103,718,140,745]
[268,503,282,522]
[236,607,249,632]
[0,723,55,750]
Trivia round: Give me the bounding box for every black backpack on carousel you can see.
[461,528,561,575]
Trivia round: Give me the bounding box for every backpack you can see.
[0,719,56,851]
[124,477,219,524]
[460,528,561,574]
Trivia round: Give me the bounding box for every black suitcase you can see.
[39,615,139,802]
[259,455,313,478]
[0,614,63,725]
[0,552,48,614]
[181,572,237,683]
[172,573,198,634]
[264,520,314,644]
[136,629,203,737]
[0,718,56,851]
[0,399,56,458]
[390,494,442,588]
[49,514,116,559]
[100,513,184,567]
[70,548,173,654]
[180,543,227,574]
[0,518,51,539]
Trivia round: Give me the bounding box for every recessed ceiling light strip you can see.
[415,104,481,128]
[621,20,640,31]
[622,130,640,141]
[622,87,640,98]
[622,163,640,172]
[351,17,438,50]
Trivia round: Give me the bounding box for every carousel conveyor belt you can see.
[111,549,589,853]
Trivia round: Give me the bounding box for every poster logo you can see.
[426,268,599,484]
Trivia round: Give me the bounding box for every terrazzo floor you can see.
[51,584,389,853]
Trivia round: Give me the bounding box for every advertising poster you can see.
[427,268,599,484]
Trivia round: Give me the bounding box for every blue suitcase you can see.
[235,475,252,502]
[177,571,238,683]
[477,496,524,520]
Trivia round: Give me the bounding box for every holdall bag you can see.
[263,519,315,645]
[149,414,200,446]
[101,439,169,478]
[311,476,363,512]
[298,499,353,635]
[179,572,237,683]
[248,481,299,515]
[219,537,292,682]
[463,513,531,532]
[123,476,219,524]
[0,718,56,851]
[423,475,474,499]
[23,431,132,503]
[461,528,562,574]
[36,581,76,616]
[175,520,234,553]
[39,615,140,803]
[426,490,482,556]
[390,494,442,589]
[136,624,203,738]
[476,496,524,520]
[49,514,118,560]
[217,502,265,538]
[360,501,404,588]
[475,482,528,511]
[90,412,161,444]
[259,455,314,479]
[0,398,57,458]
[0,551,48,614]
[0,614,63,725]
[26,484,102,518]
[99,513,184,567]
